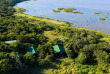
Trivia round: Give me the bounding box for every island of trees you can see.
[52,8,84,14]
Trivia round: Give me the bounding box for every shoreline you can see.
[13,4,110,42]
[15,0,110,35]
[13,6,71,27]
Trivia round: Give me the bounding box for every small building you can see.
[59,38,65,42]
[27,46,38,55]
[5,40,17,45]
[17,54,25,63]
[17,54,23,58]
[52,45,65,55]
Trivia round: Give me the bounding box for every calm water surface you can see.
[15,0,110,34]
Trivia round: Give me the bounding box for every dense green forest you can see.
[0,0,110,74]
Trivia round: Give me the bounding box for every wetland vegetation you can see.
[103,16,108,18]
[93,12,103,15]
[52,10,60,13]
[99,18,106,21]
[63,8,76,13]
[73,11,84,14]
[52,8,83,14]
[98,16,108,21]
[58,8,64,10]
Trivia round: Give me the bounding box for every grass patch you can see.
[103,16,108,18]
[43,31,63,40]
[98,18,106,21]
[52,8,84,14]
[73,11,84,14]
[63,8,76,13]
[13,6,26,13]
[58,8,64,10]
[93,12,103,15]
[52,10,60,13]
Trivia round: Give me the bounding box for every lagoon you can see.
[15,0,110,34]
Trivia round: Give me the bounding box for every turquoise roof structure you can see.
[27,46,38,54]
[5,40,17,44]
[52,45,65,53]
[59,38,65,42]
[17,54,23,57]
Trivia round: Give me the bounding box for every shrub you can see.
[24,53,35,65]
[75,53,88,64]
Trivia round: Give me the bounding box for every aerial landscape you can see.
[0,0,110,74]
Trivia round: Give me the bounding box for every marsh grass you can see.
[103,16,108,18]
[63,8,76,13]
[58,8,64,10]
[73,11,84,14]
[52,10,60,13]
[93,12,103,15]
[43,31,63,40]
[52,8,84,14]
[99,18,106,21]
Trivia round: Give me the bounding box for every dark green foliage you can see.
[0,0,26,17]
[38,44,53,60]
[0,0,53,72]
[24,53,35,65]
[94,50,110,63]
[75,53,88,64]
[0,59,12,71]
[64,43,75,58]
[55,27,110,66]
[0,0,110,73]
[0,52,25,73]
[61,61,70,66]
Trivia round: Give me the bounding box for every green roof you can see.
[5,40,17,44]
[17,54,23,57]
[52,45,65,53]
[59,38,65,42]
[27,46,38,54]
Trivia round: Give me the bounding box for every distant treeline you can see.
[0,0,26,17]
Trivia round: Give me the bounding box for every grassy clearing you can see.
[43,31,63,40]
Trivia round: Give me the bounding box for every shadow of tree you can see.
[21,62,59,74]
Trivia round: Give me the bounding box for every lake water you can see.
[15,0,110,35]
